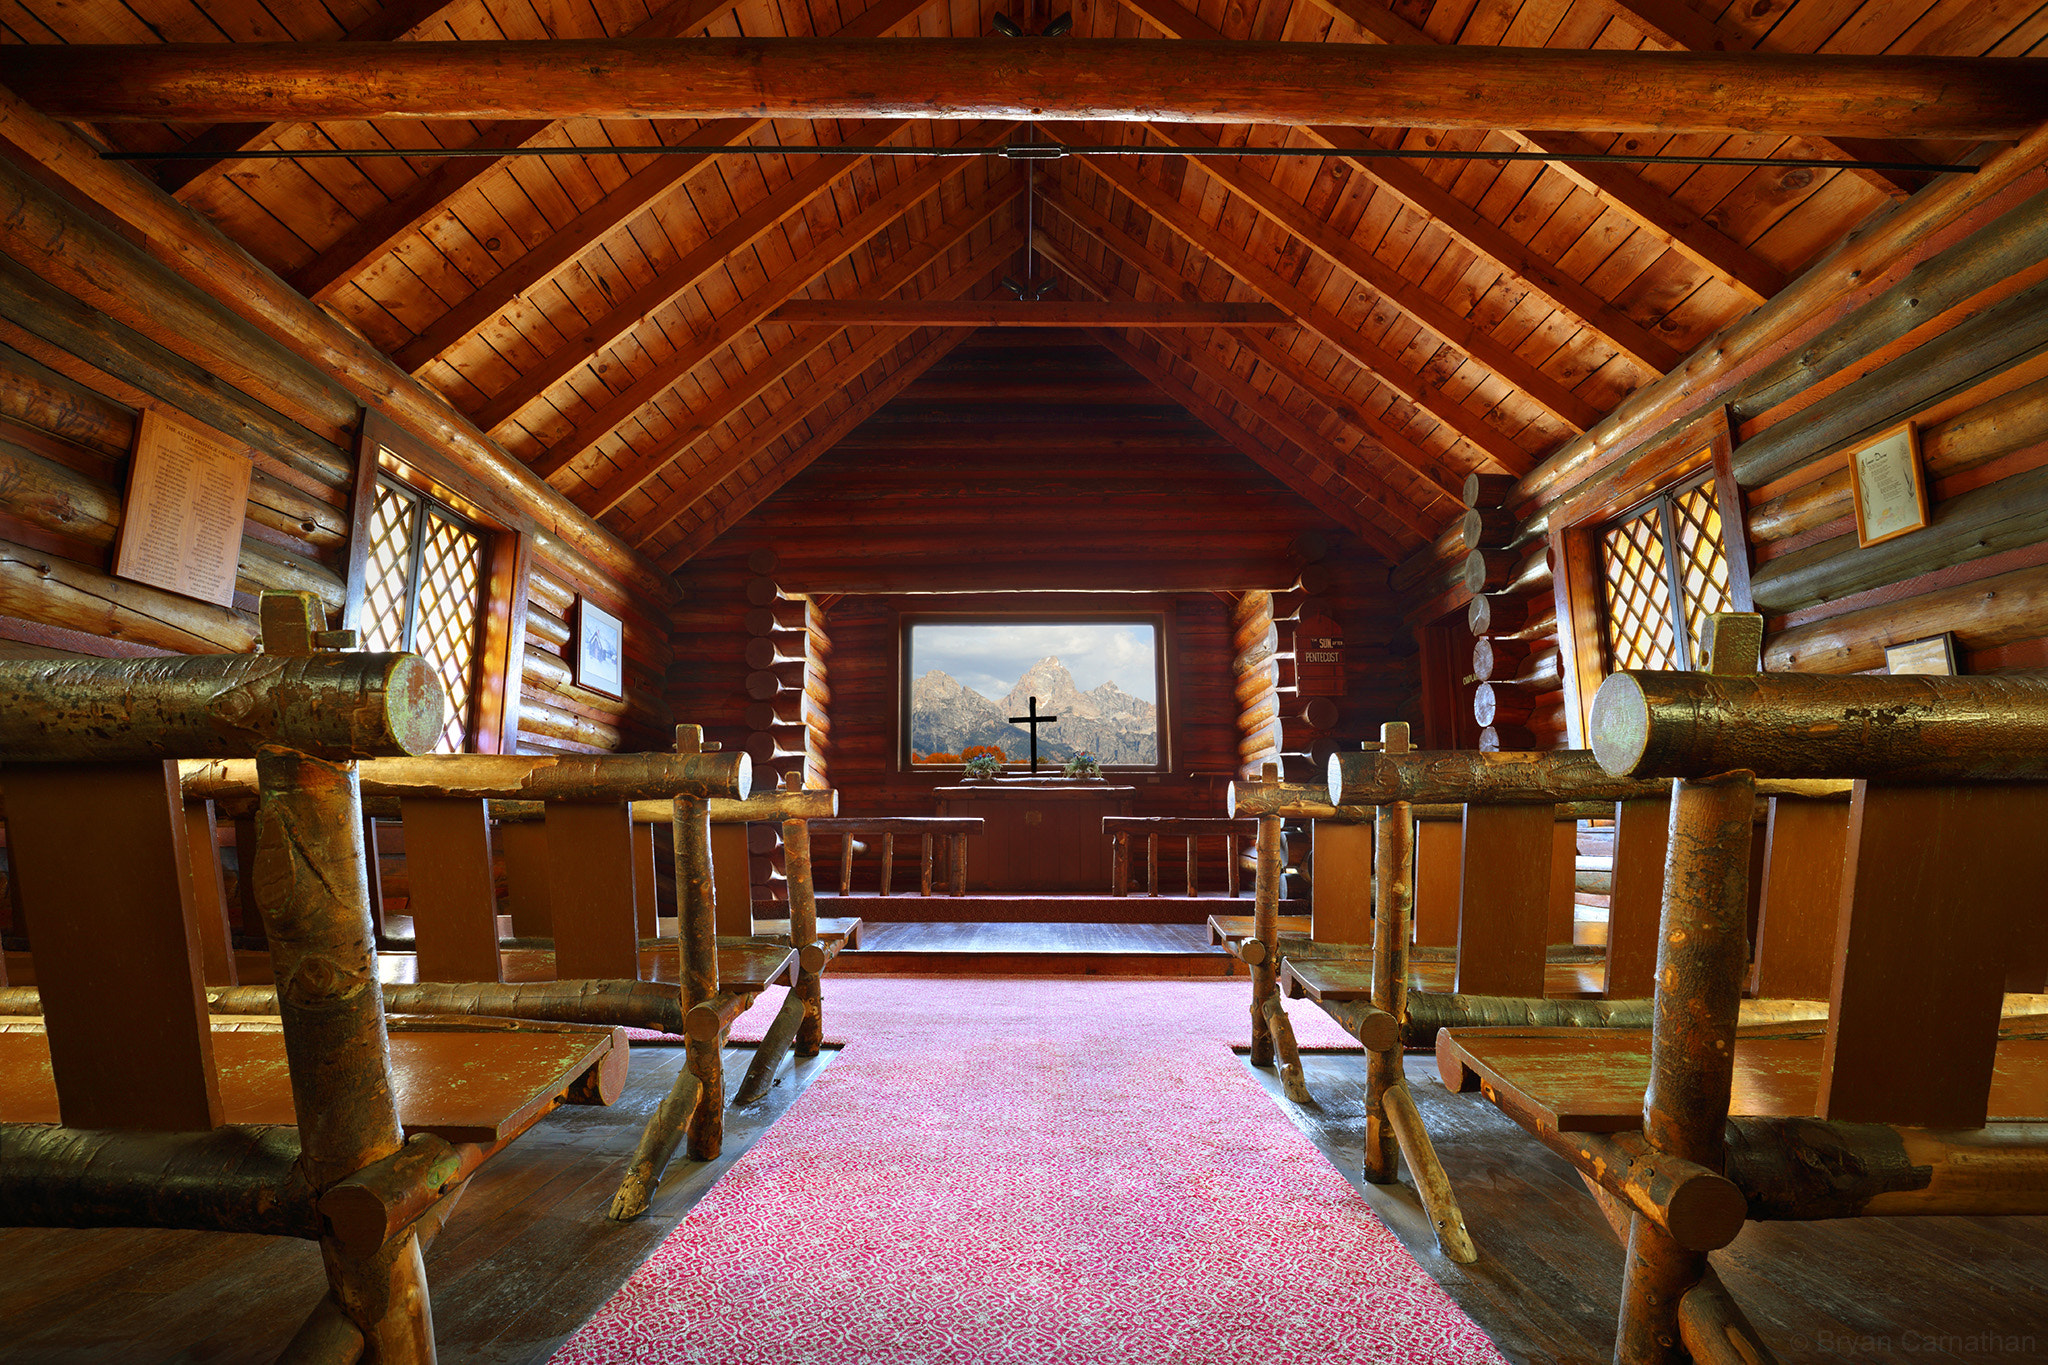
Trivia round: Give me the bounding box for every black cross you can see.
[1007,695,1059,773]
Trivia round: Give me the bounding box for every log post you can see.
[1259,993,1312,1103]
[920,832,933,897]
[781,773,824,1057]
[1186,834,1199,897]
[254,748,433,1363]
[1226,834,1240,898]
[1616,770,1756,1365]
[1250,781,1284,1068]
[880,831,895,896]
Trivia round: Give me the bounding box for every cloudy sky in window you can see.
[911,622,1158,703]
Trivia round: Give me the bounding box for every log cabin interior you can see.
[0,0,2045,1361]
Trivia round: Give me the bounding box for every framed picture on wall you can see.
[574,596,624,699]
[1885,633,1959,676]
[1849,421,1929,548]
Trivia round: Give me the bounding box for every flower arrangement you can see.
[1063,754,1103,779]
[963,753,1003,780]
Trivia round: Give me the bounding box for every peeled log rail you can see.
[1589,671,2048,781]
[1748,463,2048,614]
[1328,749,1669,807]
[198,980,689,1036]
[180,751,750,803]
[0,654,441,760]
[5,42,2043,137]
[0,1123,316,1237]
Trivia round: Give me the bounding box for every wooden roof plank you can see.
[1038,176,1469,500]
[163,0,472,200]
[468,118,914,434]
[1079,155,1537,474]
[524,124,1019,475]
[575,213,1023,515]
[388,0,951,374]
[1144,121,1611,429]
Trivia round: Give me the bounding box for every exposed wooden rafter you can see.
[161,0,469,200]
[1123,0,1787,306]
[10,43,2040,139]
[1034,191,1472,501]
[660,327,977,564]
[527,133,1021,480]
[766,299,1291,326]
[284,0,757,303]
[1031,230,1448,543]
[1590,0,1931,200]
[579,219,1026,518]
[386,0,953,372]
[469,116,922,435]
[1139,122,1609,426]
[1071,159,1538,473]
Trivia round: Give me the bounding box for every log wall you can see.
[0,139,672,759]
[666,334,1419,876]
[1392,139,2048,740]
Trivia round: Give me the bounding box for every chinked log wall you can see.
[1392,127,2048,735]
[0,132,672,757]
[668,549,1416,895]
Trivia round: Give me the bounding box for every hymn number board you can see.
[112,408,253,609]
[1297,604,1345,697]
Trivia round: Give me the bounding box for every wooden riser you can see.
[828,950,1240,978]
[818,893,1305,924]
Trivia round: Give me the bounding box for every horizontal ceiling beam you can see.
[766,299,1290,326]
[10,42,2042,139]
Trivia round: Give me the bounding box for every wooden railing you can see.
[810,817,983,896]
[1102,817,1259,897]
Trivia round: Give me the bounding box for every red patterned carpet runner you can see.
[559,978,1510,1364]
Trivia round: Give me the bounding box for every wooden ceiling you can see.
[7,0,2042,568]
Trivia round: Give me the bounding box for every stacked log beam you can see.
[1458,475,1567,751]
[1391,135,2048,710]
[670,549,831,909]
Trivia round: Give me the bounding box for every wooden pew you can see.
[1102,816,1258,897]
[810,816,982,895]
[1439,641,2048,1365]
[172,726,781,1221]
[1242,709,1847,1264]
[0,597,626,1360]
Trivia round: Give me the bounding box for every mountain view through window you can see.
[907,621,1161,767]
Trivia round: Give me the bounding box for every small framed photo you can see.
[1849,421,1929,548]
[1885,633,1958,677]
[573,596,624,699]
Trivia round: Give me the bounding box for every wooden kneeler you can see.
[0,599,626,1362]
[1439,624,2048,1365]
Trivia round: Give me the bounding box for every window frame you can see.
[1548,407,1754,746]
[895,609,1174,774]
[344,410,526,754]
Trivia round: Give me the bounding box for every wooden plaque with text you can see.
[113,408,252,609]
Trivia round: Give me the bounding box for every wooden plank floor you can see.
[0,1040,836,1364]
[1248,1050,2048,1365]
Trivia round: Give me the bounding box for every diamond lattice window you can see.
[1599,477,1735,673]
[359,479,486,752]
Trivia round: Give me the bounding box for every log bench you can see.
[1438,647,2048,1365]
[1102,816,1258,897]
[0,591,627,1361]
[810,816,982,896]
[177,723,782,1221]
